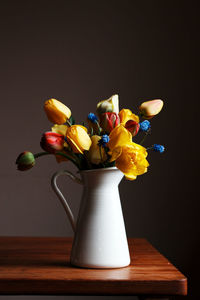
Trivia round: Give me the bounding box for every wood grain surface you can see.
[0,237,187,296]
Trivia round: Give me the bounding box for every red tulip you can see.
[40,132,64,153]
[99,112,120,134]
[125,120,140,137]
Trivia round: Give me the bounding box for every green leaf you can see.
[69,115,75,125]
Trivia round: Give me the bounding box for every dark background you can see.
[0,1,199,299]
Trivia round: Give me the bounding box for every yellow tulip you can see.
[66,125,92,154]
[139,99,163,119]
[107,124,132,151]
[108,124,148,180]
[119,108,139,125]
[88,135,107,165]
[97,94,119,115]
[44,98,71,124]
[109,143,149,180]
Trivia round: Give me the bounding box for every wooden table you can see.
[0,237,187,299]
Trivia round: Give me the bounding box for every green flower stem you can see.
[140,134,147,145]
[34,152,50,159]
[140,129,151,145]
[56,152,80,168]
[34,151,80,169]
[65,150,81,169]
[95,121,102,136]
[63,145,82,169]
[146,146,153,150]
[90,127,94,136]
[66,120,72,127]
[99,145,105,167]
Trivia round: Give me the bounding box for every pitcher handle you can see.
[51,170,83,233]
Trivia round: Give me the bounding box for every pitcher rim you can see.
[80,166,118,174]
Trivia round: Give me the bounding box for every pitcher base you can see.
[70,259,131,269]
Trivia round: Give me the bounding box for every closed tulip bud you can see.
[44,98,71,124]
[99,112,120,134]
[40,132,65,153]
[125,120,140,137]
[88,135,107,165]
[96,94,119,115]
[16,151,35,171]
[139,99,164,119]
[66,125,92,154]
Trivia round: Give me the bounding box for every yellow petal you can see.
[108,125,132,151]
[108,147,122,162]
[77,125,88,132]
[88,135,107,165]
[44,98,71,124]
[131,142,148,156]
[114,144,149,179]
[51,124,68,136]
[67,136,83,153]
[124,173,137,180]
[66,125,91,154]
[119,109,139,124]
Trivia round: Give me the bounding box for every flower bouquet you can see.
[16,95,164,179]
[16,95,165,268]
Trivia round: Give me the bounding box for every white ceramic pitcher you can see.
[51,166,130,268]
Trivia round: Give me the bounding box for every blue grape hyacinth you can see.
[87,112,98,123]
[139,120,151,132]
[153,144,165,153]
[98,135,110,147]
